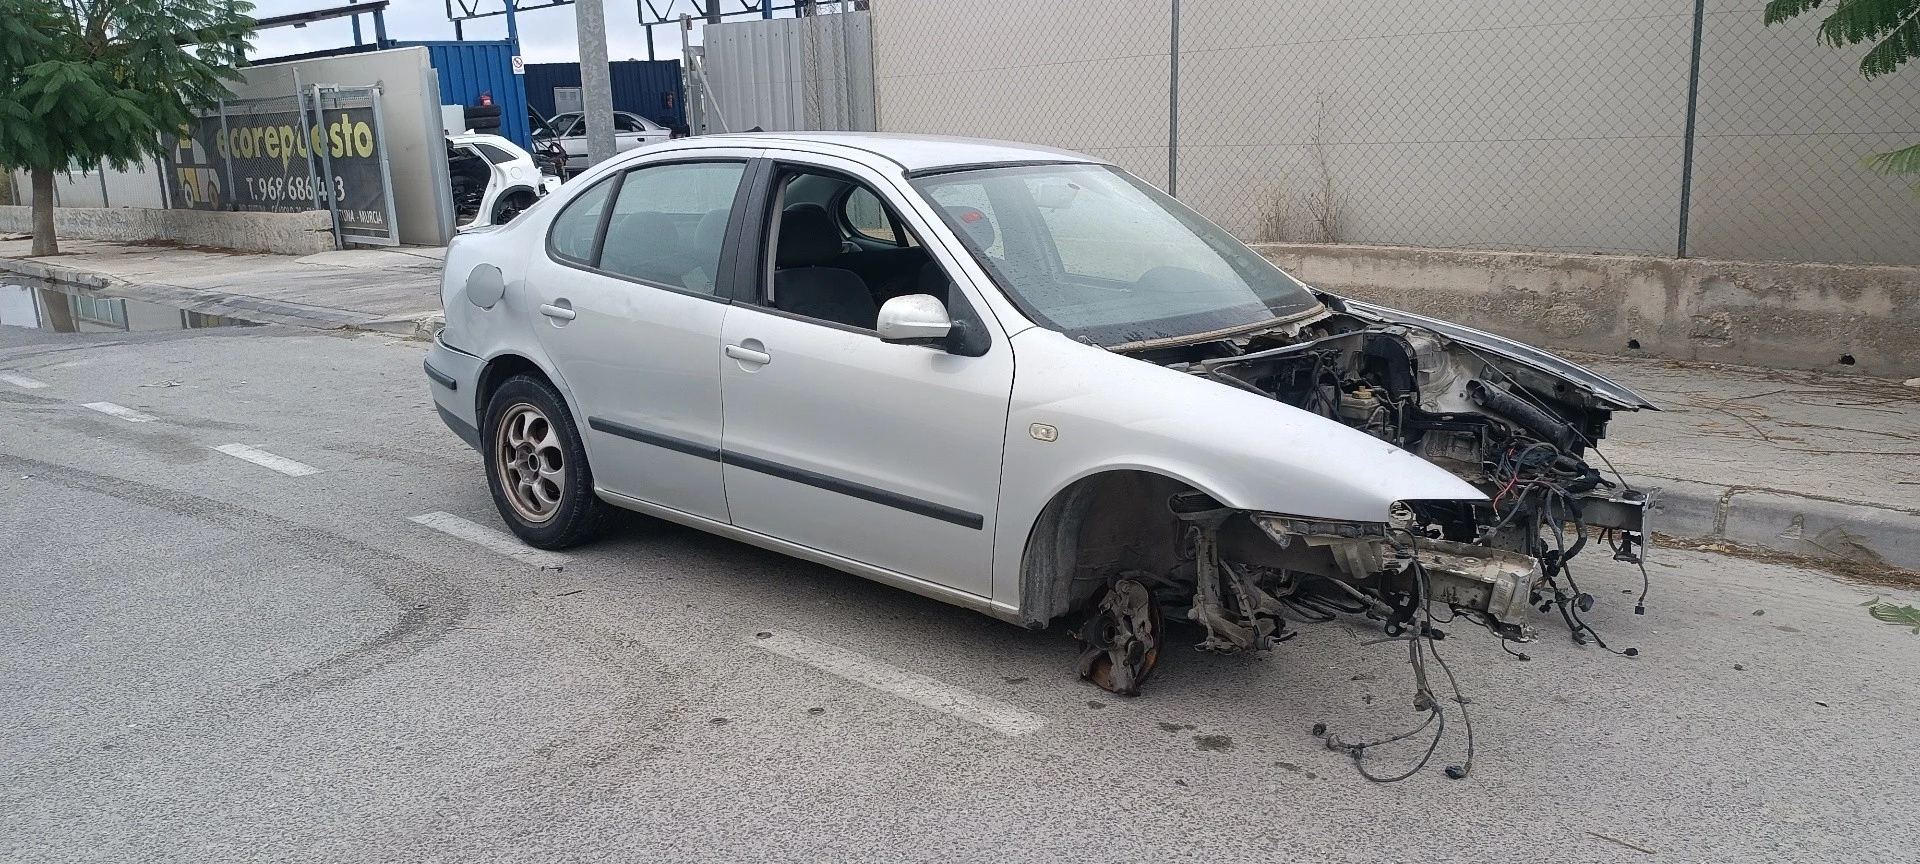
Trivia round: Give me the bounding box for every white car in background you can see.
[447,132,562,230]
[537,111,673,171]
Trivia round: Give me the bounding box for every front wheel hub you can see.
[1075,578,1162,697]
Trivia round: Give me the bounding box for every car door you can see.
[552,115,587,169]
[612,113,647,153]
[716,152,1014,597]
[526,148,760,523]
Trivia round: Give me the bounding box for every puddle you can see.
[1,277,257,333]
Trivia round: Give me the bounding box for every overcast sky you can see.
[246,0,746,63]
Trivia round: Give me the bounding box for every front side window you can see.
[613,114,643,133]
[597,161,745,294]
[548,177,614,264]
[912,164,1321,346]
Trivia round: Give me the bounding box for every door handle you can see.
[539,302,576,321]
[724,344,771,365]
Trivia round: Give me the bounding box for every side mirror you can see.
[876,294,951,344]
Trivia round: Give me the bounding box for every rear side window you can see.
[474,142,519,164]
[843,186,908,245]
[548,179,614,264]
[597,161,745,295]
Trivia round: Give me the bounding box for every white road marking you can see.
[212,443,321,477]
[82,402,156,422]
[409,511,569,569]
[750,630,1048,737]
[0,373,48,389]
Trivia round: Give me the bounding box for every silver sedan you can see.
[425,133,1655,695]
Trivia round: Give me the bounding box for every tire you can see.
[465,104,503,121]
[482,374,613,549]
[468,118,501,133]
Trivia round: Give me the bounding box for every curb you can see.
[0,255,405,331]
[358,311,444,340]
[1637,476,1920,572]
[0,256,120,291]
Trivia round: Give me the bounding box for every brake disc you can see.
[1074,578,1163,697]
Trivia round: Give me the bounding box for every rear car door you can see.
[716,152,1014,597]
[526,148,759,522]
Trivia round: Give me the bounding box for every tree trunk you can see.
[30,167,57,257]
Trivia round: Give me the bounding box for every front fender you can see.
[988,328,1484,610]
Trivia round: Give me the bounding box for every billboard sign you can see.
[166,88,398,246]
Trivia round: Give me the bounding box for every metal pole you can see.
[840,3,854,130]
[762,0,771,18]
[216,99,237,210]
[157,154,173,210]
[98,160,110,208]
[370,88,401,245]
[455,18,464,41]
[1167,0,1180,197]
[681,14,699,134]
[1676,0,1705,259]
[647,23,656,61]
[307,85,344,250]
[373,8,388,46]
[577,0,618,165]
[350,0,362,45]
[504,0,520,56]
[293,70,324,215]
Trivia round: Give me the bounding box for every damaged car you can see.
[424,133,1656,697]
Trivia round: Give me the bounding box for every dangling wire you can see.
[1322,531,1476,781]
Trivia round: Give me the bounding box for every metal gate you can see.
[693,10,875,134]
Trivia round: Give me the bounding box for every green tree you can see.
[1765,0,1920,192]
[0,0,254,255]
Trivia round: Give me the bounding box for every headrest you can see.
[776,203,842,267]
[916,260,952,303]
[693,208,730,252]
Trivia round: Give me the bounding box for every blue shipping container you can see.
[403,41,532,148]
[523,60,687,132]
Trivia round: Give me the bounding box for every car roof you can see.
[449,132,516,147]
[650,132,1106,173]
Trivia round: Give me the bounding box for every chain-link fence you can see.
[870,0,1919,265]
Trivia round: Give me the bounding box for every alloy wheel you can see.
[494,402,565,523]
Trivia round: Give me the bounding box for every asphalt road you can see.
[3,323,1917,863]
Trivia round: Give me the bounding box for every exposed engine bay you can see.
[1070,296,1657,725]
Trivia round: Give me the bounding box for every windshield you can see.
[911,164,1320,346]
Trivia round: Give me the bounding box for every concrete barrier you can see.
[1253,243,1920,379]
[0,206,335,256]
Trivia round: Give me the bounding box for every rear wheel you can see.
[491,191,533,225]
[483,375,612,549]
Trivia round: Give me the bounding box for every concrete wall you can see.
[870,0,1920,265]
[12,159,170,209]
[233,48,453,246]
[0,205,335,255]
[1254,243,1920,379]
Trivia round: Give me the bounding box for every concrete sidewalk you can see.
[4,236,1916,571]
[1580,354,1920,572]
[0,236,444,336]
